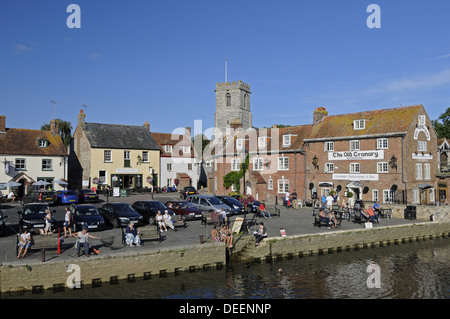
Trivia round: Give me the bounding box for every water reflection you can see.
[3,237,450,299]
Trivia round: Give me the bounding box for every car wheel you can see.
[149,216,156,225]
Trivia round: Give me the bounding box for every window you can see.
[231,158,241,171]
[372,189,379,202]
[278,178,289,193]
[412,189,420,204]
[163,145,173,153]
[418,114,426,126]
[325,163,334,173]
[258,137,266,149]
[377,162,388,173]
[268,178,273,190]
[124,151,130,167]
[353,119,365,130]
[383,189,394,203]
[321,188,331,197]
[38,140,48,148]
[424,163,430,180]
[253,157,263,171]
[142,151,149,163]
[15,158,26,170]
[167,163,172,171]
[350,163,360,173]
[42,159,52,171]
[167,178,172,187]
[324,141,334,152]
[187,163,193,171]
[278,156,289,171]
[377,138,388,149]
[283,135,291,147]
[350,140,360,151]
[104,150,112,162]
[226,93,231,107]
[181,146,191,154]
[236,139,244,150]
[418,141,427,152]
[415,163,422,180]
[99,170,107,184]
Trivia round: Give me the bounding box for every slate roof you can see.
[305,105,423,141]
[83,123,160,150]
[0,128,67,156]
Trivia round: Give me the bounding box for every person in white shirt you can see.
[17,229,31,259]
[163,210,175,230]
[326,194,334,210]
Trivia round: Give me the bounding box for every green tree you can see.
[41,119,72,148]
[432,107,450,139]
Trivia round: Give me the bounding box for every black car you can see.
[179,186,198,199]
[78,189,99,203]
[69,204,106,232]
[98,203,144,228]
[132,201,175,225]
[18,203,55,233]
[0,207,8,235]
[215,196,245,215]
[21,190,55,205]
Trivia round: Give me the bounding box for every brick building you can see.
[303,105,438,205]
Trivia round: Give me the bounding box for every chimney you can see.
[313,107,328,125]
[50,119,59,135]
[78,110,86,128]
[143,121,150,132]
[185,127,191,139]
[0,116,5,133]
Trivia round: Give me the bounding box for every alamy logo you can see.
[366,263,381,288]
[66,4,81,29]
[366,4,381,29]
[66,264,81,289]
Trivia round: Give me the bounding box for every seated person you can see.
[72,228,100,257]
[211,225,221,242]
[163,210,175,230]
[7,191,16,202]
[259,202,271,219]
[366,207,379,223]
[360,209,370,221]
[328,210,338,228]
[125,222,141,247]
[318,210,331,227]
[220,224,233,248]
[373,201,381,213]
[254,222,268,247]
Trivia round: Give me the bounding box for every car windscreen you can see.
[81,190,95,194]
[23,205,48,215]
[65,191,77,195]
[208,197,223,205]
[147,202,166,209]
[76,206,100,216]
[113,204,134,213]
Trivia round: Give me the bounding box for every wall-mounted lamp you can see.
[312,155,319,169]
[137,155,142,165]
[389,154,397,170]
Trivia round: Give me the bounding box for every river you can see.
[3,237,449,299]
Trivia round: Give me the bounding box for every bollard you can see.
[41,249,45,262]
[199,235,204,244]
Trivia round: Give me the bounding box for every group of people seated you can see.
[318,209,340,228]
[211,224,234,248]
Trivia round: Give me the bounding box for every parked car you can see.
[179,186,198,199]
[165,200,204,221]
[98,203,144,228]
[21,190,55,205]
[78,189,99,203]
[132,201,175,225]
[18,203,55,233]
[215,196,245,215]
[69,204,106,232]
[0,207,8,235]
[54,190,79,205]
[186,195,232,214]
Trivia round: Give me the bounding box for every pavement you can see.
[0,190,422,265]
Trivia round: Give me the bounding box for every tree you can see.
[432,107,450,139]
[41,119,73,148]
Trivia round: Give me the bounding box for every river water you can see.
[3,237,450,299]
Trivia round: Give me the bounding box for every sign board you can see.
[82,180,89,187]
[116,168,139,173]
[113,187,120,197]
[232,217,244,234]
[328,150,384,161]
[120,189,127,197]
[332,173,379,181]
[412,153,433,160]
[280,228,286,237]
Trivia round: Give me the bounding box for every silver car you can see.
[186,195,232,214]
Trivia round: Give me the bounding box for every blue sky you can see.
[1,0,450,136]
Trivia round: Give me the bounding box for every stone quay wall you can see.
[0,241,225,293]
[372,204,450,222]
[234,221,450,263]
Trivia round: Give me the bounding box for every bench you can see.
[201,211,221,227]
[121,224,162,246]
[353,210,370,224]
[16,233,65,255]
[171,214,187,228]
[314,214,341,228]
[378,209,392,219]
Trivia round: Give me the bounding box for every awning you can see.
[347,181,364,188]
[418,184,434,189]
[319,182,333,187]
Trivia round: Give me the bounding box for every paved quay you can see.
[0,190,422,265]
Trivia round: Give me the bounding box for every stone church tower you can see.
[214,81,252,135]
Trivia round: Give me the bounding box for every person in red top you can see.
[366,207,379,224]
[259,202,271,219]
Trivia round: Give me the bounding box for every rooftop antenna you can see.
[225,59,228,82]
[50,100,61,120]
[82,104,92,113]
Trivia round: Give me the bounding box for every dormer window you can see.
[353,119,365,130]
[163,145,173,153]
[38,139,49,148]
[283,135,291,147]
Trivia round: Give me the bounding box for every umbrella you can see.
[1,181,21,187]
[53,179,68,185]
[33,181,51,186]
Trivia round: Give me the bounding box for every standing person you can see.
[163,210,175,230]
[254,222,267,247]
[156,210,167,232]
[285,192,290,208]
[72,227,100,257]
[17,229,31,259]
[219,208,227,225]
[326,194,334,210]
[321,195,327,208]
[63,206,72,238]
[125,222,141,247]
[44,209,53,235]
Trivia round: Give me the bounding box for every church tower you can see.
[214,81,252,135]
